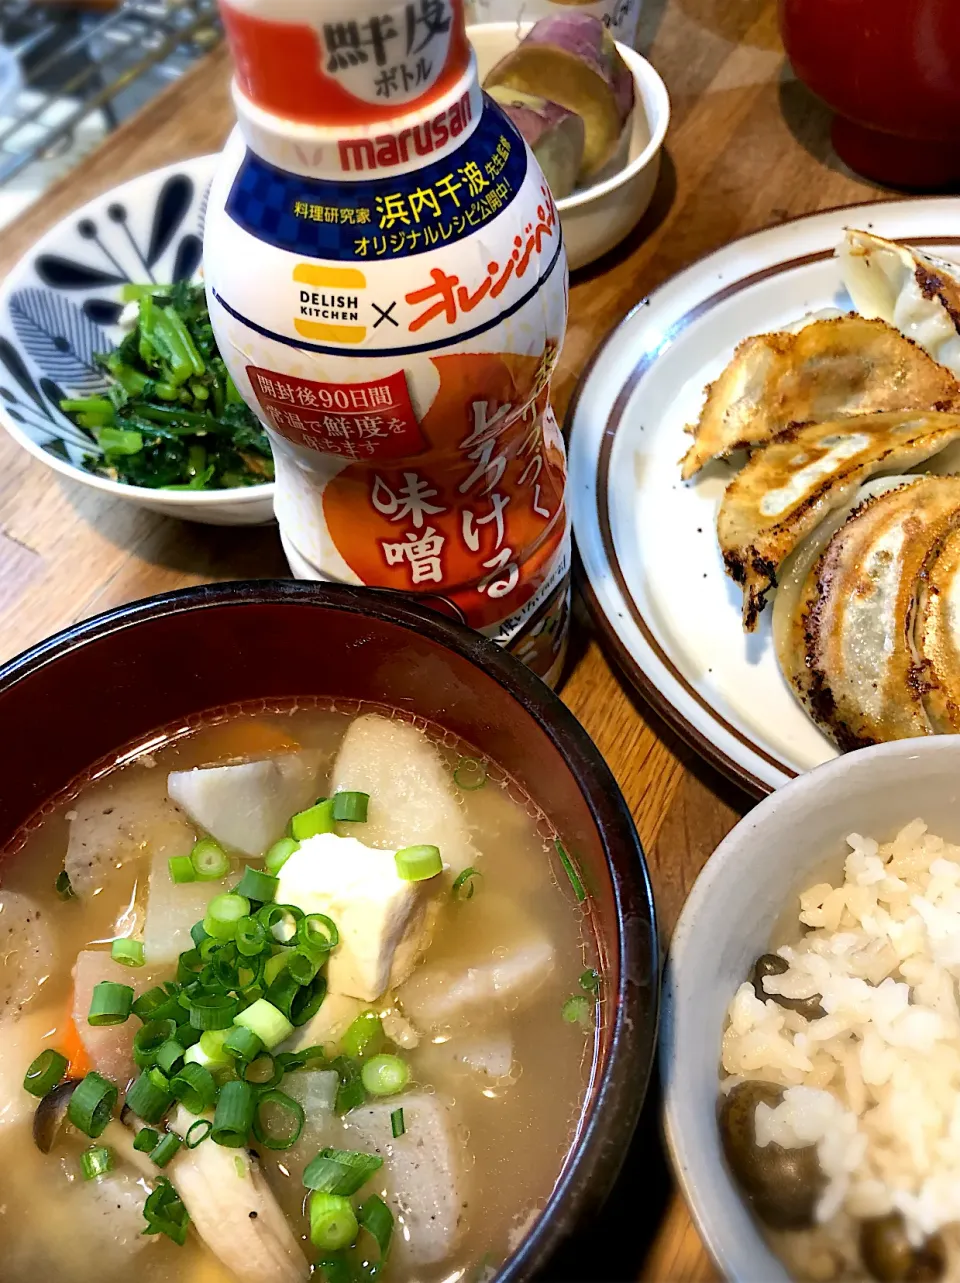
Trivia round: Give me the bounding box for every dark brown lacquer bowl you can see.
[0,580,658,1281]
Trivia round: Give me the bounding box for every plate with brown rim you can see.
[566,196,960,798]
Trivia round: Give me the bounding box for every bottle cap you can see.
[219,0,472,128]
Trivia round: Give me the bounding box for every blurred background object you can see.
[466,0,642,52]
[0,0,220,230]
[779,0,960,189]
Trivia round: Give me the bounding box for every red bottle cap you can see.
[219,0,472,128]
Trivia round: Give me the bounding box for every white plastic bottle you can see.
[205,0,571,685]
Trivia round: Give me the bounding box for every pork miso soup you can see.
[0,706,600,1283]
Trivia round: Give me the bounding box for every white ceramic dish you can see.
[567,196,960,797]
[0,154,275,525]
[467,23,670,271]
[661,735,960,1282]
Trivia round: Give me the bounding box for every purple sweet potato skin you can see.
[492,95,585,197]
[514,14,633,126]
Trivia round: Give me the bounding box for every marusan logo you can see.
[338,91,473,173]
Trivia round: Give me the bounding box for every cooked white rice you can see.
[722,819,960,1246]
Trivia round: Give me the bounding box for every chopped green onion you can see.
[222,1024,263,1063]
[451,867,481,901]
[55,870,76,901]
[341,1012,384,1060]
[170,1062,218,1115]
[265,969,301,1020]
[263,951,290,987]
[111,938,145,967]
[132,983,182,1023]
[265,837,299,876]
[235,867,279,903]
[68,1072,118,1138]
[185,1119,212,1149]
[156,1039,185,1077]
[203,893,251,941]
[143,1177,190,1246]
[184,1029,232,1072]
[177,1023,202,1050]
[87,981,134,1027]
[133,1019,178,1070]
[562,995,593,1028]
[361,1054,409,1098]
[188,993,240,1031]
[22,1049,68,1098]
[258,903,304,945]
[297,913,339,957]
[190,920,210,949]
[235,916,268,957]
[453,757,487,790]
[556,839,587,903]
[331,1057,366,1116]
[290,799,335,841]
[134,1127,161,1153]
[580,968,601,994]
[234,998,294,1050]
[176,948,204,986]
[241,1052,284,1089]
[126,1068,174,1124]
[358,1193,394,1265]
[212,1080,256,1147]
[190,837,230,881]
[168,855,197,884]
[394,845,442,882]
[315,1254,354,1283]
[151,1131,183,1168]
[391,1107,405,1138]
[291,973,328,1027]
[81,1145,114,1181]
[332,791,369,823]
[253,1089,305,1150]
[287,948,321,986]
[303,1148,383,1197]
[125,1062,174,1123]
[310,1192,358,1252]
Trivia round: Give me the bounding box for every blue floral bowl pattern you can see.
[0,154,275,526]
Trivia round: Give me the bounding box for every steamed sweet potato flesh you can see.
[486,44,621,179]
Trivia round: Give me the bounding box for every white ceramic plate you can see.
[567,197,960,797]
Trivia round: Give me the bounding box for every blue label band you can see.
[226,98,528,262]
[211,229,563,358]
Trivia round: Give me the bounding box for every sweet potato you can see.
[486,86,585,198]
[484,14,634,181]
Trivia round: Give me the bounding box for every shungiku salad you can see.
[60,282,274,491]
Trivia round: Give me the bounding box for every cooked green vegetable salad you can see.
[61,282,274,491]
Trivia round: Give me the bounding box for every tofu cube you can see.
[275,833,436,1002]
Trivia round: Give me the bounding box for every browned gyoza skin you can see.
[785,477,960,750]
[717,411,960,630]
[915,524,960,733]
[679,315,960,480]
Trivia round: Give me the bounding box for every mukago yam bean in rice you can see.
[721,819,960,1247]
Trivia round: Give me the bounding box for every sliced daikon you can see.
[168,752,321,857]
[330,714,478,875]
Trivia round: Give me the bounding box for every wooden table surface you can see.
[0,1,891,1276]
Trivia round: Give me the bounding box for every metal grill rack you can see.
[0,1,221,196]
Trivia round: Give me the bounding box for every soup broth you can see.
[0,704,598,1283]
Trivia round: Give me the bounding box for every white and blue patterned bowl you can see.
[0,153,275,525]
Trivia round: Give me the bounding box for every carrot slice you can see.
[194,720,300,765]
[61,1015,93,1079]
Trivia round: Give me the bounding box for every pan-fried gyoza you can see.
[679,314,959,480]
